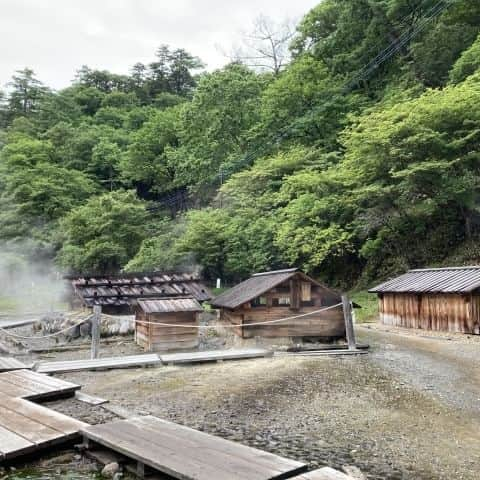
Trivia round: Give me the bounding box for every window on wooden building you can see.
[272,297,290,307]
[252,296,267,307]
[301,282,311,301]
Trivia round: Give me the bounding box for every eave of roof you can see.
[211,269,337,309]
[369,266,480,294]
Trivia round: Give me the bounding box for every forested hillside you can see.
[1,0,480,288]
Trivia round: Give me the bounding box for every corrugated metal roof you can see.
[369,266,480,294]
[211,269,334,309]
[69,272,211,307]
[137,297,203,314]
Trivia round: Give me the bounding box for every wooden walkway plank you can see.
[35,354,161,374]
[290,467,355,479]
[131,416,304,476]
[0,370,80,400]
[75,391,109,406]
[0,357,28,372]
[7,369,79,390]
[0,393,86,435]
[0,404,62,444]
[0,425,34,460]
[83,416,306,480]
[160,348,273,365]
[0,379,38,399]
[0,370,86,461]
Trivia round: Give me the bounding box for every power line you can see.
[147,0,455,214]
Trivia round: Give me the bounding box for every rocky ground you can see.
[1,323,480,480]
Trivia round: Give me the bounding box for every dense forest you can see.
[1,0,480,288]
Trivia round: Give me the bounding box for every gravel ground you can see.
[45,326,479,480]
[2,323,480,480]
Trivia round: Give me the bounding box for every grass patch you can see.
[211,287,228,295]
[0,296,20,313]
[350,290,378,323]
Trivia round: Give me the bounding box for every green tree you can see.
[120,108,178,194]
[57,191,148,273]
[4,69,49,123]
[450,33,480,83]
[168,64,265,192]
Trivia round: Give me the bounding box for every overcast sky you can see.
[1,0,320,90]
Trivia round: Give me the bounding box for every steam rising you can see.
[0,243,66,314]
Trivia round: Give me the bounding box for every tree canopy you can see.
[1,0,479,282]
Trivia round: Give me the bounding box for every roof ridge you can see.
[252,268,298,277]
[409,266,480,272]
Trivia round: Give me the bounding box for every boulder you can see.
[101,462,120,478]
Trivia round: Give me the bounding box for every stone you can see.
[101,462,121,478]
[80,320,92,337]
[342,465,367,480]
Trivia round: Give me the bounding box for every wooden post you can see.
[342,295,356,350]
[91,305,101,359]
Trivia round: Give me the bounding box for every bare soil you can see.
[3,322,480,479]
[36,326,479,480]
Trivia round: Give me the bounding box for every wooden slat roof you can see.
[69,272,211,307]
[369,266,480,294]
[137,297,203,314]
[211,269,334,309]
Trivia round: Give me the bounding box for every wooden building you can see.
[211,268,346,340]
[135,297,203,352]
[66,272,211,315]
[369,267,480,334]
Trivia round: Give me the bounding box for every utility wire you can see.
[147,0,455,213]
[107,302,343,328]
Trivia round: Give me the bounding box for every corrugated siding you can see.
[379,293,480,334]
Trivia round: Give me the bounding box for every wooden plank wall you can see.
[379,293,480,334]
[241,307,345,338]
[221,281,345,339]
[136,312,199,352]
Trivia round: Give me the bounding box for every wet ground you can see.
[2,324,480,479]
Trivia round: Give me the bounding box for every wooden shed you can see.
[369,267,480,334]
[210,268,346,340]
[135,297,203,352]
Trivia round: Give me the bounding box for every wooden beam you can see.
[91,305,101,360]
[342,295,356,350]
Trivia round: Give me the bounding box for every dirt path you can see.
[50,326,480,480]
[360,324,480,415]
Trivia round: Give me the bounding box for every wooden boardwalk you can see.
[0,370,85,462]
[160,348,273,365]
[82,416,307,480]
[0,370,80,401]
[0,357,28,372]
[35,354,161,374]
[0,392,87,461]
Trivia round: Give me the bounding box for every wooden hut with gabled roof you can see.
[211,268,346,340]
[369,266,480,334]
[134,297,203,352]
